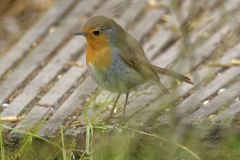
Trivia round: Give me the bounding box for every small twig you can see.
[8,88,23,102]
[1,115,25,122]
[208,59,240,67]
[36,103,54,107]
[65,61,83,67]
[207,63,232,67]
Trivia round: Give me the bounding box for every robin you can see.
[74,15,193,118]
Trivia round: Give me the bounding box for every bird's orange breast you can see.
[86,33,112,70]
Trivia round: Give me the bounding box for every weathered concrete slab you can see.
[37,76,97,138]
[0,0,76,78]
[8,106,49,137]
[0,0,101,115]
[182,80,240,124]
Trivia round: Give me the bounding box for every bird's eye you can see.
[93,30,101,35]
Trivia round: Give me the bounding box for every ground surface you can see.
[1,0,240,159]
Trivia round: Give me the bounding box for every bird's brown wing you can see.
[153,65,194,84]
[117,33,170,95]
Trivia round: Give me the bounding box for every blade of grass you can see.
[86,124,90,154]
[68,131,78,160]
[84,93,95,122]
[92,93,112,122]
[0,120,4,160]
[85,122,94,158]
[60,125,67,160]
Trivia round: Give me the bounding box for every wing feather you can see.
[117,32,170,95]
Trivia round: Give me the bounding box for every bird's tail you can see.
[153,65,194,84]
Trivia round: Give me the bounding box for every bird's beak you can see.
[74,30,85,36]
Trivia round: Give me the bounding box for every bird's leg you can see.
[109,93,121,118]
[122,93,129,118]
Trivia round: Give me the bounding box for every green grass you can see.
[0,120,5,160]
[1,108,240,159]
